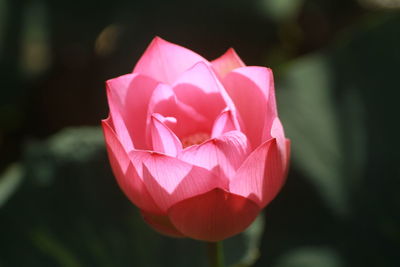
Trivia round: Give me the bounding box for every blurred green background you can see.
[1,0,399,266]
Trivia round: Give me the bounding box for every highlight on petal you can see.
[211,108,241,138]
[211,48,245,79]
[141,210,185,238]
[105,73,136,105]
[149,113,182,157]
[223,66,277,148]
[129,150,226,213]
[229,138,285,208]
[168,188,260,241]
[107,73,160,150]
[133,36,208,84]
[179,131,250,181]
[106,74,136,151]
[102,118,162,214]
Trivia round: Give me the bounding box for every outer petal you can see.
[229,138,285,208]
[211,108,241,138]
[129,150,227,213]
[141,210,185,238]
[149,113,182,156]
[107,73,159,150]
[102,118,162,214]
[105,74,136,151]
[168,188,260,241]
[223,67,277,149]
[211,48,245,79]
[133,36,208,84]
[270,117,289,169]
[178,131,250,181]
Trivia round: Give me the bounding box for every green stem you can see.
[207,242,224,267]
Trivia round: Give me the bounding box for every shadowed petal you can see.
[223,67,277,148]
[171,62,229,133]
[168,188,260,241]
[211,108,241,138]
[211,48,245,79]
[149,113,182,156]
[102,118,162,214]
[270,117,289,168]
[107,73,159,150]
[147,83,209,139]
[133,36,207,84]
[141,210,185,238]
[179,131,250,181]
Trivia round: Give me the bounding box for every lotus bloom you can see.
[102,37,290,242]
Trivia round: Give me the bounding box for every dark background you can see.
[1,0,399,266]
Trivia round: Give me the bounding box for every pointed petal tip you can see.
[148,36,172,49]
[101,116,114,133]
[149,113,182,157]
[133,37,207,84]
[211,47,246,79]
[224,47,245,64]
[211,108,241,138]
[101,115,110,124]
[172,60,215,87]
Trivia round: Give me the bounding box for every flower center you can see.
[181,132,210,148]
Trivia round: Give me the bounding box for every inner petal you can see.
[181,132,211,148]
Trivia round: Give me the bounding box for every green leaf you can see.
[273,247,344,267]
[0,163,23,208]
[277,54,351,215]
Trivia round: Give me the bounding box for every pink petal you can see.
[107,73,159,150]
[147,83,209,139]
[223,67,277,148]
[179,131,250,181]
[102,118,162,214]
[133,36,208,84]
[211,48,245,79]
[171,62,228,133]
[141,210,185,238]
[168,188,260,241]
[172,61,224,94]
[105,74,136,151]
[211,108,241,138]
[229,138,285,208]
[129,150,226,213]
[149,113,182,156]
[270,117,288,168]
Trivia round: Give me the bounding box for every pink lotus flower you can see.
[102,37,290,242]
